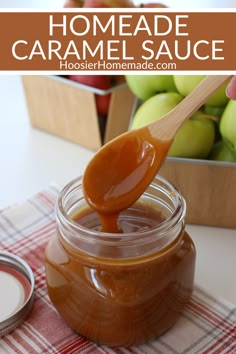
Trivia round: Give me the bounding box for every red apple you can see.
[139,2,167,8]
[69,75,112,116]
[64,0,134,8]
[83,0,134,7]
[63,0,82,7]
[82,0,110,7]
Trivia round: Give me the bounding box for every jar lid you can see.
[0,251,35,337]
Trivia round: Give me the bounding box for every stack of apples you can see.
[126,75,236,163]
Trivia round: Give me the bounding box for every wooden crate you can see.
[22,75,136,151]
[160,158,236,229]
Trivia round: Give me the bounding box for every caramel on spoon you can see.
[82,75,230,232]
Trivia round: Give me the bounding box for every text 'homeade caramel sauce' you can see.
[82,126,172,233]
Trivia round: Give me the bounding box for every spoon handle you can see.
[149,75,231,140]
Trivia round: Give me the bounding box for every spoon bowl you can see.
[82,126,171,215]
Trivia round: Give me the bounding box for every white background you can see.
[0,0,64,8]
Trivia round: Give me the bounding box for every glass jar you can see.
[45,175,196,347]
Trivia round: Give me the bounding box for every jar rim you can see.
[56,174,186,244]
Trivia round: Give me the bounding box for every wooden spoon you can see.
[83,75,231,221]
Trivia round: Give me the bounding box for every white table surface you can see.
[1,75,236,306]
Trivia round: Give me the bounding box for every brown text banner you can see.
[0,11,235,72]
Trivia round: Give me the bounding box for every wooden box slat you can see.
[160,158,236,228]
[22,75,135,151]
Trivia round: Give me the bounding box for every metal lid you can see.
[0,251,35,337]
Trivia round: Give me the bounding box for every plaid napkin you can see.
[0,186,236,354]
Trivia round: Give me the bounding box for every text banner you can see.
[0,10,235,72]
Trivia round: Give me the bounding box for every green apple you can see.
[208,141,236,162]
[125,75,177,101]
[203,104,223,142]
[131,92,183,129]
[220,99,236,150]
[174,75,229,107]
[174,75,204,95]
[168,113,215,159]
[131,92,215,159]
[204,105,225,119]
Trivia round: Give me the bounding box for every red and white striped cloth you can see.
[0,186,236,354]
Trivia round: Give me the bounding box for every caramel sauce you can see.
[82,126,172,232]
[45,203,195,347]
